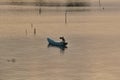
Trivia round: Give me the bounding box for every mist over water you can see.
[0,1,120,80]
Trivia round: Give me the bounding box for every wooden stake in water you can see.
[99,0,104,10]
[34,28,36,36]
[65,10,67,24]
[31,24,33,28]
[25,29,28,36]
[39,7,41,15]
[99,0,101,7]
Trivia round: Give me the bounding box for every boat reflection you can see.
[47,44,67,54]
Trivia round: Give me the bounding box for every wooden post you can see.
[65,10,67,24]
[99,0,101,7]
[34,28,36,36]
[25,29,28,36]
[99,0,104,10]
[31,24,33,28]
[39,7,41,15]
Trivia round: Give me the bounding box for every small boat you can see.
[47,38,68,47]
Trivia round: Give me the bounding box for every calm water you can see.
[0,5,120,80]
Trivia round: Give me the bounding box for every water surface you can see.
[0,5,120,80]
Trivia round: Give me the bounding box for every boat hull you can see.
[47,38,68,47]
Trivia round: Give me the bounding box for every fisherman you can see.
[59,37,66,43]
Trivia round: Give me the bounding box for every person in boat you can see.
[59,37,66,43]
[59,37,68,46]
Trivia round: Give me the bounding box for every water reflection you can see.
[47,44,67,54]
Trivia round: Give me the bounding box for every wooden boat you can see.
[47,38,68,47]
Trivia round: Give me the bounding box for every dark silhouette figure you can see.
[60,37,66,43]
[59,36,68,46]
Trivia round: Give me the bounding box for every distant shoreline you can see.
[0,2,90,7]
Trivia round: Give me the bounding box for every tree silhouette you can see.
[66,0,90,7]
[10,0,24,5]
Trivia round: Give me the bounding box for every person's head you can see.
[60,37,64,39]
